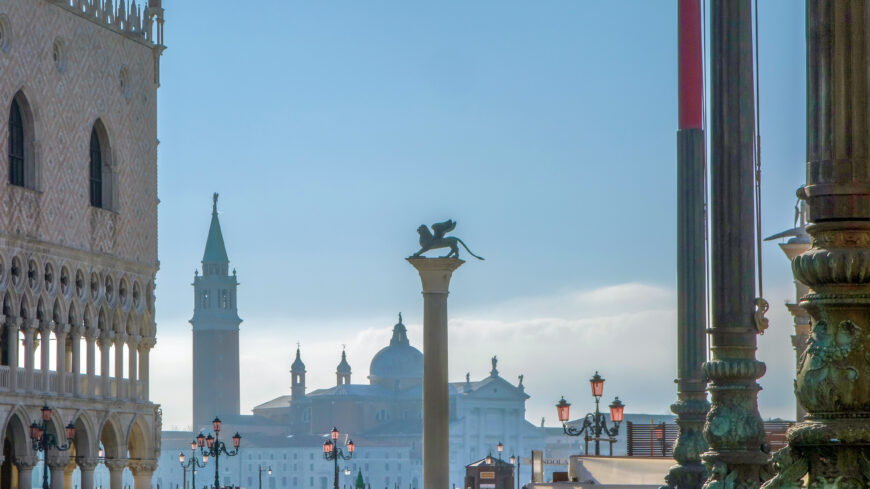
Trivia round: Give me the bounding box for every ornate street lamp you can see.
[509,455,520,489]
[555,372,625,456]
[484,453,493,465]
[198,417,241,489]
[257,464,272,489]
[29,404,76,489]
[496,442,503,461]
[180,438,208,489]
[323,427,355,489]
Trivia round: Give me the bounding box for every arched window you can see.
[89,128,103,207]
[8,99,24,186]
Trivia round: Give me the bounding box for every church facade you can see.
[0,1,165,488]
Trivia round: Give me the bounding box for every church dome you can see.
[291,347,306,372]
[369,314,422,386]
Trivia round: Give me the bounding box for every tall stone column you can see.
[114,333,126,400]
[105,458,127,489]
[98,330,112,399]
[665,2,710,489]
[77,457,98,489]
[129,460,157,489]
[85,328,97,398]
[55,323,68,395]
[14,456,36,489]
[47,456,68,489]
[764,2,870,486]
[408,257,463,489]
[7,317,19,392]
[701,2,768,489]
[70,325,82,398]
[39,321,51,392]
[63,458,76,489]
[23,320,36,393]
[127,334,139,401]
[138,337,154,401]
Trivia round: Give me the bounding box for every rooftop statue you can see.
[411,219,484,260]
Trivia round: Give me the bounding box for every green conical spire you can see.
[202,192,229,264]
[355,470,365,489]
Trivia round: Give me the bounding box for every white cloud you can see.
[150,282,802,430]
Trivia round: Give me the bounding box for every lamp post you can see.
[197,417,241,489]
[509,455,520,489]
[180,438,208,489]
[257,464,272,489]
[555,372,625,456]
[29,404,76,489]
[323,427,355,489]
[496,442,503,461]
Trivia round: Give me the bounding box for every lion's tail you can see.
[456,239,485,260]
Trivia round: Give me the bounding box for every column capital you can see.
[14,455,38,469]
[46,455,70,468]
[114,333,128,345]
[76,457,100,470]
[38,320,54,334]
[127,333,141,347]
[54,322,70,335]
[128,459,158,475]
[138,336,156,351]
[104,458,128,471]
[22,319,39,331]
[84,326,99,339]
[70,324,85,337]
[407,257,464,293]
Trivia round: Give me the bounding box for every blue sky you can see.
[150,1,807,430]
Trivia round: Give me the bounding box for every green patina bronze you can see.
[762,2,870,488]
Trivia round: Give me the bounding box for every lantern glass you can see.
[232,433,241,448]
[196,433,205,447]
[331,427,339,440]
[212,417,222,433]
[556,397,571,423]
[497,442,503,453]
[345,468,351,476]
[98,448,104,458]
[347,440,355,453]
[205,435,215,449]
[202,453,209,463]
[41,404,52,421]
[509,455,516,465]
[590,372,605,397]
[191,441,197,450]
[323,441,332,454]
[65,422,76,440]
[485,454,493,465]
[268,468,273,475]
[29,423,40,441]
[609,397,625,423]
[179,453,185,463]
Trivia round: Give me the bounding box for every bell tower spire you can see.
[190,193,242,431]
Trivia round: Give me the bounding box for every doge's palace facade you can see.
[0,1,164,488]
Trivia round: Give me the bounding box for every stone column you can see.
[98,330,113,400]
[46,456,69,489]
[55,323,68,395]
[665,2,709,489]
[14,456,37,489]
[129,460,157,489]
[70,325,82,398]
[407,257,463,489]
[85,328,97,398]
[23,319,37,393]
[138,337,154,401]
[77,457,99,489]
[701,2,767,489]
[39,321,52,392]
[763,2,870,486]
[127,334,139,401]
[105,458,127,489]
[6,316,19,392]
[63,458,76,489]
[114,333,126,400]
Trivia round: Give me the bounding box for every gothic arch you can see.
[125,310,137,336]
[97,306,108,334]
[19,293,32,320]
[67,301,79,328]
[51,297,64,325]
[89,118,116,210]
[1,404,34,460]
[70,409,97,459]
[2,291,15,317]
[7,90,39,190]
[35,295,47,323]
[112,307,124,335]
[126,414,151,460]
[97,413,124,459]
[83,303,95,330]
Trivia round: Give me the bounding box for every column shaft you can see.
[114,335,126,400]
[99,333,112,399]
[127,335,139,401]
[86,331,96,398]
[408,257,463,489]
[138,341,150,401]
[16,466,33,489]
[701,1,767,488]
[7,318,19,392]
[55,324,68,395]
[71,329,81,397]
[39,324,51,392]
[764,2,870,486]
[23,321,35,393]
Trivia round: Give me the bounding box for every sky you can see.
[149,1,807,431]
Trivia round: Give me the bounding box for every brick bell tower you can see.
[191,193,242,431]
